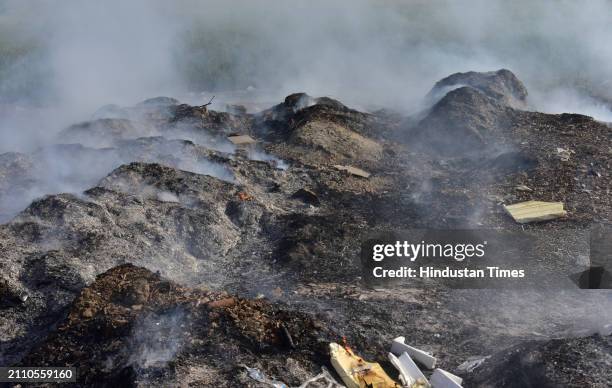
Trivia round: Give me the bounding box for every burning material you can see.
[333,165,371,178]
[237,191,254,201]
[390,337,437,370]
[503,200,567,223]
[329,342,399,388]
[228,134,256,146]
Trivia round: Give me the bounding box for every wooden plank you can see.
[503,201,566,223]
[329,343,398,388]
[333,164,371,178]
[227,135,256,145]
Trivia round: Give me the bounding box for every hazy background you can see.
[1,0,612,151]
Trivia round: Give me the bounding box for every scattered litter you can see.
[388,352,429,387]
[329,342,399,388]
[457,356,490,373]
[237,191,254,201]
[297,367,345,388]
[333,165,371,178]
[228,134,256,146]
[430,368,463,388]
[503,200,567,223]
[279,323,296,349]
[390,337,437,370]
[515,185,532,192]
[243,365,343,388]
[291,188,320,206]
[243,365,288,388]
[556,147,572,161]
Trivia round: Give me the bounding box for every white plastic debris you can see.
[243,365,288,388]
[390,336,437,369]
[297,367,344,388]
[430,368,463,388]
[388,352,429,387]
[243,365,343,388]
[457,356,490,373]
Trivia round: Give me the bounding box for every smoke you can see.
[1,0,611,220]
[128,309,187,369]
[1,0,611,117]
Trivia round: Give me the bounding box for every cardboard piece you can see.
[227,135,256,145]
[503,200,566,223]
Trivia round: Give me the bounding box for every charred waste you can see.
[0,66,610,387]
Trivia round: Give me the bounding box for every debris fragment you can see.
[207,297,236,309]
[291,188,320,206]
[228,134,256,146]
[388,352,429,388]
[237,191,254,201]
[457,356,490,373]
[390,336,437,370]
[329,342,399,388]
[515,185,532,192]
[430,368,463,388]
[297,367,344,388]
[0,279,28,307]
[243,365,288,388]
[243,365,344,388]
[333,165,371,178]
[503,200,567,223]
[556,147,572,161]
[279,323,296,349]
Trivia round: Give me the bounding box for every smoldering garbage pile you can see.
[1,69,611,387]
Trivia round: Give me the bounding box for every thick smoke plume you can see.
[1,0,612,121]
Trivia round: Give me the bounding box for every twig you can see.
[203,95,215,107]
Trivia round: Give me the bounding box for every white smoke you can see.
[1,0,612,118]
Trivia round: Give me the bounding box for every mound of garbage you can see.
[20,264,335,387]
[426,69,528,108]
[1,69,611,387]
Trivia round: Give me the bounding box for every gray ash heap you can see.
[1,70,611,387]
